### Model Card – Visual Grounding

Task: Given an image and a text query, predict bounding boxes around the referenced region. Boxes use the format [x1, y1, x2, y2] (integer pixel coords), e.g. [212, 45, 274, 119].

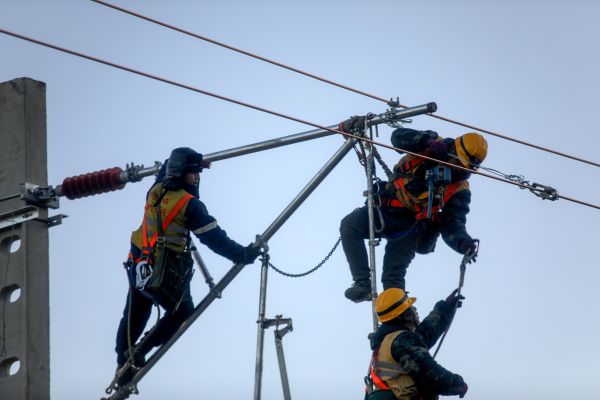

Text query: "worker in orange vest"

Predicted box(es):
[114, 147, 260, 385]
[338, 118, 487, 302]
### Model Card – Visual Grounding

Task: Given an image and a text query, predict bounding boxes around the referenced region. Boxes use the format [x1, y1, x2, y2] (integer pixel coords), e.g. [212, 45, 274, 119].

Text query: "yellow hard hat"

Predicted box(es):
[375, 288, 416, 323]
[455, 132, 488, 168]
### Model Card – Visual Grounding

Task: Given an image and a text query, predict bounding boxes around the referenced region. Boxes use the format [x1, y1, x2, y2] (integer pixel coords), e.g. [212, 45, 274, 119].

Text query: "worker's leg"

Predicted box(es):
[137, 287, 194, 353]
[115, 286, 153, 367]
[340, 206, 374, 302]
[381, 234, 418, 290]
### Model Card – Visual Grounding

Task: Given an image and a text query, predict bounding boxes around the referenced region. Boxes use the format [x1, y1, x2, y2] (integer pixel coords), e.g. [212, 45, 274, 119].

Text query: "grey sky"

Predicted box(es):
[1, 1, 599, 399]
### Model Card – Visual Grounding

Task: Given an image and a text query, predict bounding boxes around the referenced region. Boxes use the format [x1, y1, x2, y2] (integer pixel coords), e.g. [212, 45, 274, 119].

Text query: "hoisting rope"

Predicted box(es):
[268, 237, 341, 278]
[90, 0, 600, 169]
[2, 27, 598, 210]
[432, 240, 479, 359]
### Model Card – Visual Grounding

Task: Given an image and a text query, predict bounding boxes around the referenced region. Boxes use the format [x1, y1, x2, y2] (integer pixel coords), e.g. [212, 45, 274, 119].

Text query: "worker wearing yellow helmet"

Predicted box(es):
[338, 118, 487, 302]
[366, 288, 468, 400]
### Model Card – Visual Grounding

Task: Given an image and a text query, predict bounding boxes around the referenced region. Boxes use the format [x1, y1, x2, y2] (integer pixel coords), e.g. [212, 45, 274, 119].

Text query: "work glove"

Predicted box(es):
[459, 383, 468, 398]
[201, 159, 212, 170]
[338, 115, 366, 133]
[459, 238, 479, 263]
[445, 288, 465, 309]
[426, 139, 449, 159]
[243, 244, 261, 265]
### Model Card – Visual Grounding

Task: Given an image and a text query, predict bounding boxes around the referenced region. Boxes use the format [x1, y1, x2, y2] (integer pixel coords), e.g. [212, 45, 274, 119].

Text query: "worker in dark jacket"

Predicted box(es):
[339, 118, 487, 302]
[113, 147, 260, 384]
[366, 288, 468, 400]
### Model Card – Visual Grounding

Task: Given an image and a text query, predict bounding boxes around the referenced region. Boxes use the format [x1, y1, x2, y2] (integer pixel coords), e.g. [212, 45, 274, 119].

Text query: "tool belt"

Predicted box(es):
[141, 246, 194, 312]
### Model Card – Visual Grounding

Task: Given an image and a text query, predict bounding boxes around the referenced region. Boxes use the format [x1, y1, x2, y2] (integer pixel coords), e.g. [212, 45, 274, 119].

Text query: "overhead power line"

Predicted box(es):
[91, 0, 600, 169]
[1, 27, 598, 211]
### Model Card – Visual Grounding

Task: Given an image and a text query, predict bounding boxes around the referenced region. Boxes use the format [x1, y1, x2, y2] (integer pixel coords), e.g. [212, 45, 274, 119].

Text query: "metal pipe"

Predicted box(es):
[205, 125, 336, 162]
[260, 139, 356, 242]
[202, 103, 435, 163]
[253, 254, 270, 400]
[57, 103, 435, 198]
[124, 138, 357, 389]
[118, 163, 162, 183]
[275, 329, 292, 400]
[364, 132, 380, 332]
[189, 237, 219, 296]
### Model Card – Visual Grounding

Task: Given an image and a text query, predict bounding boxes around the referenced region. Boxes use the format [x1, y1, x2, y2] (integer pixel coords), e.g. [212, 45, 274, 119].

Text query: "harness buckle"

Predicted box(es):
[156, 236, 166, 248]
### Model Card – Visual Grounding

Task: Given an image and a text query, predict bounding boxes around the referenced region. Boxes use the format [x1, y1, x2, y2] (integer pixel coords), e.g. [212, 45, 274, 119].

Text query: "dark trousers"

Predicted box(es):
[115, 267, 194, 366]
[340, 206, 418, 290]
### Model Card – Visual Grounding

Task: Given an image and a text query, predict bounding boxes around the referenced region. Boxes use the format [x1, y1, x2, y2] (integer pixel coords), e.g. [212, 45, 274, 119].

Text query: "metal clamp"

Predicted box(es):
[20, 182, 60, 209]
[529, 182, 559, 201]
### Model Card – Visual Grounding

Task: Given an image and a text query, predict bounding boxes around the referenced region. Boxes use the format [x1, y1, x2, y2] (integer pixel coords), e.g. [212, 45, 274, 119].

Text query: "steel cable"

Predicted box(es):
[91, 0, 600, 169]
[1, 28, 598, 210]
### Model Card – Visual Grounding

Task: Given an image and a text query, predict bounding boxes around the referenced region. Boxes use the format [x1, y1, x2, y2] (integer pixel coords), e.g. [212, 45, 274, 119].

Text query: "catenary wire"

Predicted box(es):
[91, 0, 600, 169]
[1, 28, 598, 211]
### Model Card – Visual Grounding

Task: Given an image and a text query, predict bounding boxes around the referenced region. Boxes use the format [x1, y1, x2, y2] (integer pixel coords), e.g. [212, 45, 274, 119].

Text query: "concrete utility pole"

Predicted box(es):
[0, 78, 50, 400]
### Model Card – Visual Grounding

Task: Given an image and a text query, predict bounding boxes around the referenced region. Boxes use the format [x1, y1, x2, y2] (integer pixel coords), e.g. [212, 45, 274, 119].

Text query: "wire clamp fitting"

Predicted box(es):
[529, 183, 559, 201]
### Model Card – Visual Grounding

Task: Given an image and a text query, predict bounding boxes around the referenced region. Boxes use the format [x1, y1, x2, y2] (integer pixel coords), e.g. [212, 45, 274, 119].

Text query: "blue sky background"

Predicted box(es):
[1, 1, 600, 399]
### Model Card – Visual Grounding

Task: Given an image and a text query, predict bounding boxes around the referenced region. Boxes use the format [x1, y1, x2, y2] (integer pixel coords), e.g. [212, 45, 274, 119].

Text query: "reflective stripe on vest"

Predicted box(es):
[131, 183, 194, 255]
[371, 330, 420, 400]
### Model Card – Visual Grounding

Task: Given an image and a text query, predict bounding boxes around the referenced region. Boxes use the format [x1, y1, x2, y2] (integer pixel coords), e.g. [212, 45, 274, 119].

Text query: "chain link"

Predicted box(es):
[372, 146, 394, 180]
[268, 237, 341, 278]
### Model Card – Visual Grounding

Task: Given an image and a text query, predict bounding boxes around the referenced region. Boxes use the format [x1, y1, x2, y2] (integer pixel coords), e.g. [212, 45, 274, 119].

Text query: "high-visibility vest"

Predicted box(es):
[131, 183, 194, 255]
[370, 331, 437, 400]
[384, 153, 469, 220]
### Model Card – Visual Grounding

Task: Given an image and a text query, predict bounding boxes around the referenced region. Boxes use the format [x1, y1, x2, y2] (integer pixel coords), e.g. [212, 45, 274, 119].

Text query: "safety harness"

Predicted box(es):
[380, 154, 468, 221]
[133, 191, 193, 292]
[140, 192, 193, 259]
[365, 330, 416, 400]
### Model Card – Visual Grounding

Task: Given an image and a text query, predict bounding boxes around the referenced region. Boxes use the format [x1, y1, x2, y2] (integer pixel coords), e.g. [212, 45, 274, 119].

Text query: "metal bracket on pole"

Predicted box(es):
[41, 213, 69, 228]
[0, 205, 39, 231]
[20, 182, 60, 209]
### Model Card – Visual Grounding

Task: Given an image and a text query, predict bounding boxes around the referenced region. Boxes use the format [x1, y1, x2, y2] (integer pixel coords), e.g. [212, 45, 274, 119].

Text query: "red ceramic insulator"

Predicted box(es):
[61, 167, 126, 199]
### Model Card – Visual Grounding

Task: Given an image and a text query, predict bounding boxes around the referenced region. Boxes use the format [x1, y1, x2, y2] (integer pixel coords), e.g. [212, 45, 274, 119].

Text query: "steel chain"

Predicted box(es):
[268, 237, 341, 278]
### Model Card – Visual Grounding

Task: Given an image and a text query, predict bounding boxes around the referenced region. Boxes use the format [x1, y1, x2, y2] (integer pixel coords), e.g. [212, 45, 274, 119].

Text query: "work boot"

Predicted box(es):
[115, 364, 136, 388]
[344, 280, 372, 303]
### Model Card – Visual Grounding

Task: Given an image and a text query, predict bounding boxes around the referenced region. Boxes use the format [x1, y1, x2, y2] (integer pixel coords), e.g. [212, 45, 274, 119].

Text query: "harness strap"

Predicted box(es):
[140, 193, 193, 256]
[369, 349, 391, 391]
[381, 181, 464, 220]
